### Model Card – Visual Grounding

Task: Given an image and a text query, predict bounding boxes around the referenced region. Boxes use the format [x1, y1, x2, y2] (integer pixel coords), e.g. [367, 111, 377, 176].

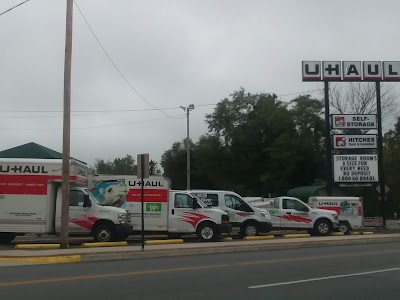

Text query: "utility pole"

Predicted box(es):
[181, 104, 195, 190]
[60, 0, 73, 249]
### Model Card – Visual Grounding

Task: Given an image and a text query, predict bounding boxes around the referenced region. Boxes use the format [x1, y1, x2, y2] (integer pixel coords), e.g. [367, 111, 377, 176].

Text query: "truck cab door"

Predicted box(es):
[57, 190, 93, 234]
[223, 194, 254, 225]
[168, 193, 199, 233]
[280, 198, 312, 228]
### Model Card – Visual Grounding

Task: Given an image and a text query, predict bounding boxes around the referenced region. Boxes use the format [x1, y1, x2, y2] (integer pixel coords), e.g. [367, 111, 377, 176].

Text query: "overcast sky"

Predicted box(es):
[1, 0, 399, 166]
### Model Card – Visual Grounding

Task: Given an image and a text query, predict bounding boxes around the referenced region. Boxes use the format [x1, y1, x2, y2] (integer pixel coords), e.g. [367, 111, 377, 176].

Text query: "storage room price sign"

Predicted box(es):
[333, 155, 378, 183]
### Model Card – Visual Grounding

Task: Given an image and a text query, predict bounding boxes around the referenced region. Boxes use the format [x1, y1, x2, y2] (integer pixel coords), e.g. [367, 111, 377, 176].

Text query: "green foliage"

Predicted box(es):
[162, 89, 326, 194]
[93, 155, 161, 176]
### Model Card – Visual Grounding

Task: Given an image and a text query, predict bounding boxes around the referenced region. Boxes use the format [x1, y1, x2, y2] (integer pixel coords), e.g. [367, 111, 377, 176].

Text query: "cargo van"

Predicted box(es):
[189, 190, 272, 236]
[89, 176, 232, 241]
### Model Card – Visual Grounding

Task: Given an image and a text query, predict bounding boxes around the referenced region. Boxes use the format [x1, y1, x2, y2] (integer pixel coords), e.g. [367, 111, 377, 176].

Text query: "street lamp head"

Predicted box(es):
[189, 104, 195, 110]
[180, 106, 186, 111]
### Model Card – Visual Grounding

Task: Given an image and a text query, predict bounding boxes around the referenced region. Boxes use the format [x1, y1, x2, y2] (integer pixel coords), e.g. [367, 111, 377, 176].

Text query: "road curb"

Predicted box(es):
[243, 236, 274, 241]
[145, 239, 184, 245]
[0, 255, 81, 264]
[3, 235, 400, 265]
[79, 235, 400, 263]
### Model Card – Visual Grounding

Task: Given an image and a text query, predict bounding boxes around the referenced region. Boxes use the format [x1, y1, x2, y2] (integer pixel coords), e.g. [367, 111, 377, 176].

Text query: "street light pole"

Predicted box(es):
[181, 105, 195, 190]
[60, 0, 73, 249]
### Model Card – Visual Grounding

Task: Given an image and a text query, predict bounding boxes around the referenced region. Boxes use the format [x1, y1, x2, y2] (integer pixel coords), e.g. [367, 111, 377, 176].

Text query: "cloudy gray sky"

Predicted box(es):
[1, 0, 399, 166]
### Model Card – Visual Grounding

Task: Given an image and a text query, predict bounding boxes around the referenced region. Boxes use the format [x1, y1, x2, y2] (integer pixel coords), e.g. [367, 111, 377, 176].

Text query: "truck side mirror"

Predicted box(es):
[83, 195, 92, 208]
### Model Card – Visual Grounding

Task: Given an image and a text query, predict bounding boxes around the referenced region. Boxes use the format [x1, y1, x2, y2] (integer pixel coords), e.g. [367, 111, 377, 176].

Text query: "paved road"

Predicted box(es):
[1, 242, 400, 299]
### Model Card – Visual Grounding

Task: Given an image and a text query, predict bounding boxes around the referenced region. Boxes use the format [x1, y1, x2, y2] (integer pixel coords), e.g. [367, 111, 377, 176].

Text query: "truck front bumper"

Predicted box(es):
[259, 221, 273, 233]
[217, 223, 233, 234]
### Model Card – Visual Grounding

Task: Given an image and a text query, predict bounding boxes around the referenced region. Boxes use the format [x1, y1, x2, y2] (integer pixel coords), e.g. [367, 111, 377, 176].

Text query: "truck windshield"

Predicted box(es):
[85, 189, 101, 205]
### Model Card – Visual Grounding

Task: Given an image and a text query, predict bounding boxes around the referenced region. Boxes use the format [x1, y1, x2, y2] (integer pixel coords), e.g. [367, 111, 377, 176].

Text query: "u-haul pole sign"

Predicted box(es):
[302, 61, 400, 81]
[333, 155, 378, 183]
[333, 135, 377, 149]
[331, 114, 377, 129]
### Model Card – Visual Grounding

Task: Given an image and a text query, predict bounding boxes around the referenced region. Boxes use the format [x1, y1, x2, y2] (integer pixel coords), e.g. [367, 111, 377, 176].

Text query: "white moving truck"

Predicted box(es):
[89, 175, 232, 241]
[308, 196, 363, 234]
[252, 197, 339, 235]
[0, 158, 131, 244]
[189, 190, 273, 236]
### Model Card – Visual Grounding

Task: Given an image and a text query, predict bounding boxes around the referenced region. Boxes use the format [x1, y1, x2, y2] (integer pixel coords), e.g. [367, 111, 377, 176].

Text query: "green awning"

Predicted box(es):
[287, 186, 326, 202]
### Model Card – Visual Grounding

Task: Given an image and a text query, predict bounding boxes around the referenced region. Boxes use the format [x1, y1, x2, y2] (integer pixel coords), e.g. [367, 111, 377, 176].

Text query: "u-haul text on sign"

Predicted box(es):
[333, 155, 378, 183]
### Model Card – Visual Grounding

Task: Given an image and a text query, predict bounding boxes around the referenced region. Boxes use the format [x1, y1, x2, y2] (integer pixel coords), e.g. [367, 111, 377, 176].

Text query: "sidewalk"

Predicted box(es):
[1, 233, 400, 265]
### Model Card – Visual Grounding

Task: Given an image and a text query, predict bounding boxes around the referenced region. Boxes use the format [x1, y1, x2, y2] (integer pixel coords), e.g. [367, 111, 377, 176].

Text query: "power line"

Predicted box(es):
[0, 114, 185, 131]
[0, 106, 182, 113]
[0, 0, 31, 17]
[277, 89, 322, 97]
[0, 89, 324, 114]
[73, 1, 171, 118]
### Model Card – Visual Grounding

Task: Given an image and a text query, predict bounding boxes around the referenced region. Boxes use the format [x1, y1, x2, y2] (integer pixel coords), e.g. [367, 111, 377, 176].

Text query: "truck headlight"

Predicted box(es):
[118, 213, 129, 224]
[260, 211, 270, 219]
[333, 214, 338, 221]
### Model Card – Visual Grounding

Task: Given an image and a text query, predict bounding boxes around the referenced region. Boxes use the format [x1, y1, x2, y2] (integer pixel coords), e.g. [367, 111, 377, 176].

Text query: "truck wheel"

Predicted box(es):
[314, 219, 331, 236]
[241, 222, 259, 237]
[0, 233, 16, 244]
[197, 222, 217, 242]
[94, 224, 116, 242]
[339, 222, 351, 234]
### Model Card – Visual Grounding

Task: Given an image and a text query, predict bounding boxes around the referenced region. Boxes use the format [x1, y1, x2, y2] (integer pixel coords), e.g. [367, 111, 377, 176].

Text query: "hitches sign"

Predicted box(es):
[333, 135, 377, 149]
[302, 61, 400, 81]
[331, 114, 377, 129]
[333, 155, 378, 183]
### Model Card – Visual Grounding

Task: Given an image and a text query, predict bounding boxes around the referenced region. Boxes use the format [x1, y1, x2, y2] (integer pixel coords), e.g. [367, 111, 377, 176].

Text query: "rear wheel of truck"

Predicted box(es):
[339, 222, 351, 234]
[0, 233, 16, 244]
[197, 222, 217, 242]
[241, 222, 259, 237]
[314, 219, 331, 236]
[94, 224, 116, 242]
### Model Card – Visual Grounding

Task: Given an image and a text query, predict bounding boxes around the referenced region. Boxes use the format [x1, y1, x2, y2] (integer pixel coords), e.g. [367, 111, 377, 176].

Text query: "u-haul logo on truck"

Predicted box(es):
[128, 180, 164, 187]
[0, 165, 48, 174]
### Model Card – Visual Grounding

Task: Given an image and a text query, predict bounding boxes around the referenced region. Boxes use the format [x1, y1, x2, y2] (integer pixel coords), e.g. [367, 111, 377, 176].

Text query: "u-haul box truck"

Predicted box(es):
[89, 175, 232, 241]
[308, 196, 363, 233]
[0, 158, 131, 244]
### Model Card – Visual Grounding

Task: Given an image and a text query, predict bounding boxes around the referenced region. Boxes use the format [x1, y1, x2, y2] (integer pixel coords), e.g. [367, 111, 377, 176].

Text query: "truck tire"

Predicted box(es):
[314, 219, 331, 236]
[197, 222, 217, 242]
[93, 224, 116, 242]
[0, 233, 16, 244]
[241, 221, 259, 237]
[339, 221, 351, 234]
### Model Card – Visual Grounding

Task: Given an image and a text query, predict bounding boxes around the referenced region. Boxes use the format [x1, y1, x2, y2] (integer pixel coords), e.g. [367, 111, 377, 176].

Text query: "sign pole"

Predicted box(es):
[141, 157, 145, 250]
[137, 153, 149, 250]
[324, 81, 333, 196]
[376, 82, 386, 227]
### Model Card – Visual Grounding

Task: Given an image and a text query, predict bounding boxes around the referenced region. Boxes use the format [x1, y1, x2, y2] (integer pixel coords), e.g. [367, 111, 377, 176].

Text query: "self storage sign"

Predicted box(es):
[331, 114, 377, 129]
[333, 135, 377, 149]
[333, 155, 378, 183]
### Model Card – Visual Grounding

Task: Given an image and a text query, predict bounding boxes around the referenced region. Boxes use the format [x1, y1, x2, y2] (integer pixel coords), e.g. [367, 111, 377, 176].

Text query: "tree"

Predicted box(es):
[161, 141, 187, 189]
[329, 82, 398, 119]
[92, 154, 159, 176]
[383, 116, 400, 216]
